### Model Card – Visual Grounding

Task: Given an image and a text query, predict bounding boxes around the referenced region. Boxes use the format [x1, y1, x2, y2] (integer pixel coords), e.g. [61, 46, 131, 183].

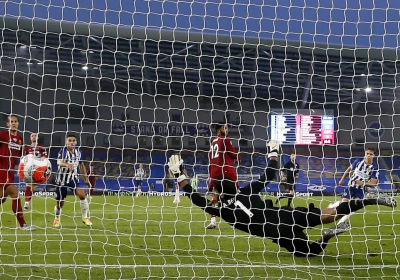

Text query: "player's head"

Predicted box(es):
[365, 147, 375, 162]
[89, 164, 94, 171]
[66, 134, 77, 149]
[290, 154, 296, 162]
[30, 133, 38, 143]
[213, 178, 237, 200]
[139, 164, 143, 169]
[7, 115, 19, 132]
[215, 123, 228, 136]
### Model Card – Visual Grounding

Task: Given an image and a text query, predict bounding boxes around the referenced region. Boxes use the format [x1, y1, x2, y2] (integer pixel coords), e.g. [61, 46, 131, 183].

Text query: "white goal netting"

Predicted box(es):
[0, 0, 399, 279]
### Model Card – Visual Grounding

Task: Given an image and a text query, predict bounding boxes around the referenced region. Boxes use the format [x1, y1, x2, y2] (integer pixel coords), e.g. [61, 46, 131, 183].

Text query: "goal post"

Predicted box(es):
[0, 1, 399, 279]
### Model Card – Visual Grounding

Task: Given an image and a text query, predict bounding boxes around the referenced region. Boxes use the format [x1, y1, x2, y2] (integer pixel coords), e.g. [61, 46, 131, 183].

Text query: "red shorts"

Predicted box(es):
[208, 172, 239, 191]
[0, 170, 14, 189]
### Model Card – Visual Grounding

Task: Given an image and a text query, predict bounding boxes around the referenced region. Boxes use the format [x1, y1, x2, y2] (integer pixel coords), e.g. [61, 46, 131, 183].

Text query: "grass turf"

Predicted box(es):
[0, 194, 398, 279]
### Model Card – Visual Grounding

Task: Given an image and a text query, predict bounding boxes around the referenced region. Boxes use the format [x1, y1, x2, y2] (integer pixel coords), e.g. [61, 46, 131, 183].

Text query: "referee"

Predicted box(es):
[277, 154, 299, 207]
[167, 141, 397, 257]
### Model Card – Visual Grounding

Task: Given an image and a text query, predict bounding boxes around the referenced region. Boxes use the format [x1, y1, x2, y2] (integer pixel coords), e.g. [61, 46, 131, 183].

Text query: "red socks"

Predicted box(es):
[12, 198, 25, 227]
[25, 186, 32, 202]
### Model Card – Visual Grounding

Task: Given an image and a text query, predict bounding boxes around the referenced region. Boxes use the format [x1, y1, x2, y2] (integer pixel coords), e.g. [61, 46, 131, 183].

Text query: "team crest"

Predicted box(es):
[13, 138, 17, 142]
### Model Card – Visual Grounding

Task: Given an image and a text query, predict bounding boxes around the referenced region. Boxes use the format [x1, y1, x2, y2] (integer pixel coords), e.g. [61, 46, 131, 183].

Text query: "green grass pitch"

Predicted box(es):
[0, 194, 399, 279]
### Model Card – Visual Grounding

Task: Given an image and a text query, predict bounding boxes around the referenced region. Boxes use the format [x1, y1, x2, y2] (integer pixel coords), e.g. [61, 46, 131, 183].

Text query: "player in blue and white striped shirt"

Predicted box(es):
[134, 164, 146, 197]
[330, 147, 379, 226]
[53, 134, 92, 228]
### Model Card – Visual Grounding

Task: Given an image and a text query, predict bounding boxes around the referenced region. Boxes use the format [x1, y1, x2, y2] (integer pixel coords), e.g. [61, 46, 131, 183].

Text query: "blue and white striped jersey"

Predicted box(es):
[55, 147, 83, 185]
[349, 159, 378, 189]
[135, 168, 145, 180]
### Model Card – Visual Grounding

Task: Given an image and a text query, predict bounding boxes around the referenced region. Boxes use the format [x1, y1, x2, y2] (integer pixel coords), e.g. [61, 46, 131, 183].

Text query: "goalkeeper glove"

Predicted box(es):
[167, 155, 186, 183]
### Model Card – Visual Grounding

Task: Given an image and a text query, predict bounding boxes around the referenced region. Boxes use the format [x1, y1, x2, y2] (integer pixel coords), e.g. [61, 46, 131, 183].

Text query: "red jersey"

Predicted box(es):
[0, 131, 23, 179]
[208, 136, 241, 179]
[87, 170, 97, 187]
[23, 144, 47, 158]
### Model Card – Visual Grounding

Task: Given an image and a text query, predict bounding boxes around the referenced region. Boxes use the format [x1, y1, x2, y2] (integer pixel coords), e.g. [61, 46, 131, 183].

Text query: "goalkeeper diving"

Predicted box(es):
[167, 141, 397, 257]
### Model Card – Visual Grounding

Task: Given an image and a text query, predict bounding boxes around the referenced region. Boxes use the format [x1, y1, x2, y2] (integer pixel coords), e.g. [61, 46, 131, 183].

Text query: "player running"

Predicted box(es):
[207, 123, 241, 229]
[329, 147, 379, 227]
[135, 164, 146, 197]
[168, 141, 397, 257]
[53, 134, 92, 228]
[23, 133, 48, 210]
[0, 115, 35, 230]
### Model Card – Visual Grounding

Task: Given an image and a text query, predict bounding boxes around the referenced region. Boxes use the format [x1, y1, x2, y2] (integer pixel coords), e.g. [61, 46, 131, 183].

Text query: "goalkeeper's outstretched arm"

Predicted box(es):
[240, 156, 279, 195]
[167, 155, 220, 216]
[178, 180, 221, 217]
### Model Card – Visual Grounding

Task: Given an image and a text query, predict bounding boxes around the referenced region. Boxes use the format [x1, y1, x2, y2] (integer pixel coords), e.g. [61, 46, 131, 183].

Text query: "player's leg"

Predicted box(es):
[24, 184, 36, 210]
[173, 182, 180, 204]
[275, 183, 291, 205]
[89, 183, 94, 197]
[53, 186, 67, 227]
[287, 184, 295, 207]
[75, 187, 92, 226]
[320, 192, 397, 226]
[5, 184, 35, 230]
[206, 179, 217, 229]
[135, 180, 142, 197]
[0, 182, 6, 204]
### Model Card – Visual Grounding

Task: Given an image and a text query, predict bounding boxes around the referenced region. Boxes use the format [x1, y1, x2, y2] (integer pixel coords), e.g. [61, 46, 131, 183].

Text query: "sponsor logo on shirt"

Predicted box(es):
[8, 142, 21, 150]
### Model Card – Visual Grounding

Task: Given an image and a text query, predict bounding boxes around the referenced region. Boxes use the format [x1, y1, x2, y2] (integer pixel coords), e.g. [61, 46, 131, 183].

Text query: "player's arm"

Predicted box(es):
[41, 147, 48, 158]
[240, 159, 279, 195]
[355, 166, 379, 188]
[339, 159, 359, 185]
[0, 132, 8, 143]
[23, 146, 29, 156]
[179, 180, 220, 216]
[57, 149, 73, 170]
[295, 163, 300, 179]
[79, 162, 89, 183]
[225, 138, 241, 163]
[168, 155, 220, 216]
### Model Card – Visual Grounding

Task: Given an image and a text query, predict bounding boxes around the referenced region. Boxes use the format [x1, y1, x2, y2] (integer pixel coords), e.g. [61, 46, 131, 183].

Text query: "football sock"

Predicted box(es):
[54, 205, 61, 218]
[80, 198, 89, 219]
[210, 215, 216, 224]
[25, 186, 32, 202]
[13, 198, 26, 227]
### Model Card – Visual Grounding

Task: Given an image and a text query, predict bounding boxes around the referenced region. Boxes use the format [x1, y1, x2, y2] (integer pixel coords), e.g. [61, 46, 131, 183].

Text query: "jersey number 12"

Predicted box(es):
[211, 144, 219, 159]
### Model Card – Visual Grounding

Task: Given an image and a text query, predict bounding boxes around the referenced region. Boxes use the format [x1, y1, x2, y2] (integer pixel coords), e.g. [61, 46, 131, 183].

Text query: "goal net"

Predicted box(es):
[0, 0, 399, 279]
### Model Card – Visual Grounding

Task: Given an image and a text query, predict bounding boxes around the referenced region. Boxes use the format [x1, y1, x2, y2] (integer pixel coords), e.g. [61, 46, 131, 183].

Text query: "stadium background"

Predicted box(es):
[0, 0, 399, 194]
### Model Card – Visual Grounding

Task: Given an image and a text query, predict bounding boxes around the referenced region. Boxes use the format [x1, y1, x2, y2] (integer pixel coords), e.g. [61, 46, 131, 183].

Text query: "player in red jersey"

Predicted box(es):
[23, 133, 48, 210]
[0, 115, 35, 230]
[87, 164, 97, 198]
[206, 123, 241, 229]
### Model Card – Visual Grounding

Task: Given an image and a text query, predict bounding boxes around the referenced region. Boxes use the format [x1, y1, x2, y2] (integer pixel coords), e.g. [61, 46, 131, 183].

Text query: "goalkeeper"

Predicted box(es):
[168, 141, 397, 257]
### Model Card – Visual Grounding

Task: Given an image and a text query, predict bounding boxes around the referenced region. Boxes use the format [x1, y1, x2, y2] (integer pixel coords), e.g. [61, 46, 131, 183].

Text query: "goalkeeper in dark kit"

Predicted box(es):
[167, 140, 397, 257]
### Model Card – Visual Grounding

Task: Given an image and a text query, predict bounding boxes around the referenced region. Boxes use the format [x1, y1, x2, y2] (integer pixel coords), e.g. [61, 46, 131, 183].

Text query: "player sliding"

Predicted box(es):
[207, 123, 240, 229]
[0, 115, 35, 230]
[168, 141, 397, 257]
[53, 134, 92, 228]
[23, 133, 48, 210]
[329, 147, 378, 227]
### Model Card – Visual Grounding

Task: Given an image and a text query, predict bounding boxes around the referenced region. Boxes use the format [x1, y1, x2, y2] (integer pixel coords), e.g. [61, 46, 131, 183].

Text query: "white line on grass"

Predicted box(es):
[0, 233, 397, 239]
[0, 264, 397, 269]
